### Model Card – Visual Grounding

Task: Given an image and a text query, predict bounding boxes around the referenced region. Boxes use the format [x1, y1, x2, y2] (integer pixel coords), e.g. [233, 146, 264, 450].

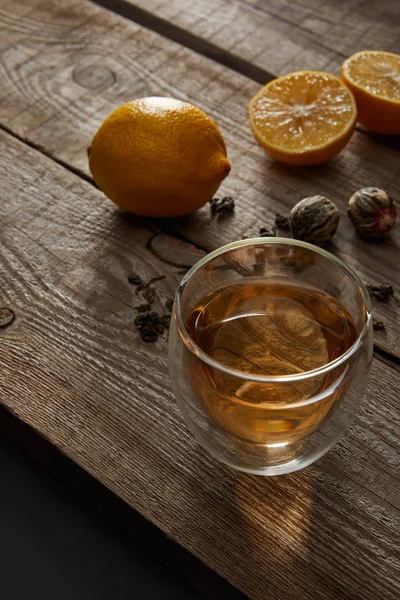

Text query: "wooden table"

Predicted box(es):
[1, 1, 399, 598]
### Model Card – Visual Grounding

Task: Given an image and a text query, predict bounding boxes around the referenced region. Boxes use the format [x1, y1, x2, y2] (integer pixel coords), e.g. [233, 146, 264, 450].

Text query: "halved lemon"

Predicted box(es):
[249, 71, 358, 166]
[342, 50, 400, 135]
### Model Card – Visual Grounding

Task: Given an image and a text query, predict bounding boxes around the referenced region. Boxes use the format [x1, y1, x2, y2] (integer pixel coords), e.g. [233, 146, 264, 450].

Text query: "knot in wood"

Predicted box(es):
[72, 63, 116, 90]
[0, 307, 15, 328]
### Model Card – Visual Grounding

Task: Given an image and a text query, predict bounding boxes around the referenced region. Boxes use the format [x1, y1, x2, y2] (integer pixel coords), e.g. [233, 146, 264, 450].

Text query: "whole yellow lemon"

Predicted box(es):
[88, 97, 231, 217]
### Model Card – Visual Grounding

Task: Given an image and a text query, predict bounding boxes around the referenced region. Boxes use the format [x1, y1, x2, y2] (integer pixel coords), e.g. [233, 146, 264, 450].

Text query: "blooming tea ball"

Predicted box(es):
[289, 196, 340, 246]
[347, 187, 397, 238]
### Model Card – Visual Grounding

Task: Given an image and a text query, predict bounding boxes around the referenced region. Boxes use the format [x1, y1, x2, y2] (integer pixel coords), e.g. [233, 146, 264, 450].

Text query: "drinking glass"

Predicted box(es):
[168, 238, 373, 475]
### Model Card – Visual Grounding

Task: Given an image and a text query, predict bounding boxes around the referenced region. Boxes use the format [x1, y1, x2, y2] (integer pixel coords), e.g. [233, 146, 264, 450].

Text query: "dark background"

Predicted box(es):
[0, 434, 204, 600]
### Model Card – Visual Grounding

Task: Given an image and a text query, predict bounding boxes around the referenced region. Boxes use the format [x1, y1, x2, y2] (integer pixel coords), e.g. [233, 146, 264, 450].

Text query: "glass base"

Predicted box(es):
[182, 408, 340, 476]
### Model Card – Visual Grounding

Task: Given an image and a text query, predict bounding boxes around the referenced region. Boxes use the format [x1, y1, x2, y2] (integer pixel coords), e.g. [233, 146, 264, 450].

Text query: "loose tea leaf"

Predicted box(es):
[143, 287, 156, 304]
[367, 283, 394, 302]
[134, 311, 171, 342]
[165, 299, 174, 312]
[150, 312, 165, 334]
[135, 313, 158, 342]
[209, 196, 235, 215]
[145, 276, 166, 287]
[373, 320, 385, 331]
[134, 314, 150, 327]
[142, 332, 159, 343]
[0, 307, 15, 328]
[159, 314, 171, 329]
[128, 274, 142, 286]
[130, 274, 164, 292]
[275, 213, 290, 231]
[129, 273, 170, 342]
[259, 226, 276, 237]
[135, 303, 152, 313]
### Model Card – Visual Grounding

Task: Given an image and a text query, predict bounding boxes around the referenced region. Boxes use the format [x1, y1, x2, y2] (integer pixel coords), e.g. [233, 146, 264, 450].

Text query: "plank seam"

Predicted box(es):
[0, 123, 95, 187]
[90, 0, 274, 84]
[238, 0, 347, 59]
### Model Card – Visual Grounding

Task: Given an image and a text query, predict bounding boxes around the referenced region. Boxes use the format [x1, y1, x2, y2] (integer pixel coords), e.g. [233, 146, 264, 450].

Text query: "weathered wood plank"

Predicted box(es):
[122, 0, 400, 75]
[1, 0, 399, 357]
[1, 128, 399, 600]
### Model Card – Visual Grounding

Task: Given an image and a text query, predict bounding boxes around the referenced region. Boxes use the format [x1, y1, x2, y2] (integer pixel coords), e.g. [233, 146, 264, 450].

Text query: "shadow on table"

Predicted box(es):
[183, 433, 396, 600]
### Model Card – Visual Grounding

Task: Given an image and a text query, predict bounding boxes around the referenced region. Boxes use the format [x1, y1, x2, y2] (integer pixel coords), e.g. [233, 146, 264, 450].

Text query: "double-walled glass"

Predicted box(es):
[168, 239, 373, 475]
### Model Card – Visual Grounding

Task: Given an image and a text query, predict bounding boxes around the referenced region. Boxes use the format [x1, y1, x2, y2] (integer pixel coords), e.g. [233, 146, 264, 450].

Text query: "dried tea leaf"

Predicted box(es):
[128, 274, 142, 286]
[134, 310, 171, 343]
[210, 196, 235, 215]
[159, 314, 171, 328]
[145, 276, 166, 287]
[135, 303, 152, 313]
[165, 299, 174, 312]
[141, 332, 159, 343]
[367, 284, 394, 302]
[259, 226, 276, 238]
[275, 213, 290, 231]
[143, 287, 156, 303]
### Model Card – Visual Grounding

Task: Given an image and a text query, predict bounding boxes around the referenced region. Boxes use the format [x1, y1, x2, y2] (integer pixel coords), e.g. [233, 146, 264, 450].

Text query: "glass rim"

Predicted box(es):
[174, 237, 372, 383]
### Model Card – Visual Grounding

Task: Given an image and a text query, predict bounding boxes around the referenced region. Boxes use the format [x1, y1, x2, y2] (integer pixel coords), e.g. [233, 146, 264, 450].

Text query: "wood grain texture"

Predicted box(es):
[0, 128, 399, 600]
[1, 1, 400, 597]
[122, 0, 400, 75]
[0, 0, 399, 357]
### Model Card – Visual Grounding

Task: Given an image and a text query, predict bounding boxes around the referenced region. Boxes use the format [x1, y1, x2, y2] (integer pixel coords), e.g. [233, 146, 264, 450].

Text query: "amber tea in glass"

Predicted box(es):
[169, 239, 372, 475]
[185, 278, 358, 444]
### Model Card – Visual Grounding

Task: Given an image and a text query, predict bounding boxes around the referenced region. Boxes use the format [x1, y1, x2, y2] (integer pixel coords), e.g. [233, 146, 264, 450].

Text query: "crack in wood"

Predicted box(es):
[373, 345, 400, 370]
[146, 231, 207, 270]
[0, 122, 95, 187]
[91, 0, 274, 85]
